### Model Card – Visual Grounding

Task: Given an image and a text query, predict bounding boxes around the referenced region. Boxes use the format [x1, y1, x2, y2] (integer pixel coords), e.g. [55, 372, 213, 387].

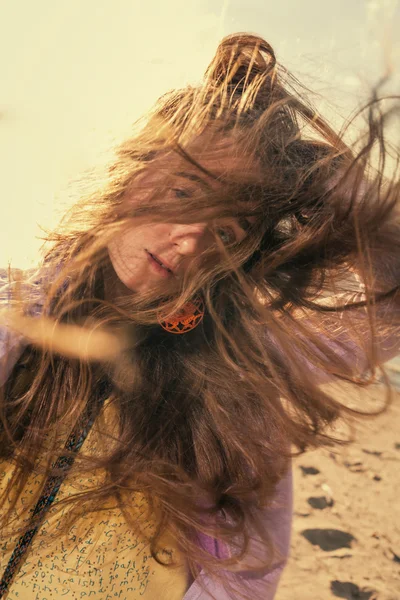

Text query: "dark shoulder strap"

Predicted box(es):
[0, 380, 110, 598]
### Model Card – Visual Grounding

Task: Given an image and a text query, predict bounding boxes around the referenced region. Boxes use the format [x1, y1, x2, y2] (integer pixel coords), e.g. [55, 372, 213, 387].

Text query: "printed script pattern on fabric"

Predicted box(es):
[0, 418, 190, 600]
[0, 271, 190, 600]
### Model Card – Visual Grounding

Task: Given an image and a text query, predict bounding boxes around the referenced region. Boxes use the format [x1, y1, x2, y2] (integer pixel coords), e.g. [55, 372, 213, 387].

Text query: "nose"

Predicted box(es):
[169, 223, 208, 256]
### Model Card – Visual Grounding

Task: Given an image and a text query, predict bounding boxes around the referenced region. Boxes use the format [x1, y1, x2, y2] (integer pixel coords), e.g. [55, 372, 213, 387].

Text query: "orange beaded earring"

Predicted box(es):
[158, 295, 205, 334]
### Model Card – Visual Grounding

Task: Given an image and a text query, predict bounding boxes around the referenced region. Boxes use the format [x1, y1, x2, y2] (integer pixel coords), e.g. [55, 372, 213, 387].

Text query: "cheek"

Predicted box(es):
[109, 229, 138, 263]
[110, 219, 157, 254]
[109, 223, 167, 257]
[107, 227, 144, 290]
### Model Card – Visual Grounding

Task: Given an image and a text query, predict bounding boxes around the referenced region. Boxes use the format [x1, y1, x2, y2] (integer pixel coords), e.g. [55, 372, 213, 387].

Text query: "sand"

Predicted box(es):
[277, 364, 400, 600]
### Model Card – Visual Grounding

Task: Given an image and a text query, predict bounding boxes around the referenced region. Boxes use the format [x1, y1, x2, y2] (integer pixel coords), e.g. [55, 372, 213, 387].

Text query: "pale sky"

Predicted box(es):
[1, 0, 399, 268]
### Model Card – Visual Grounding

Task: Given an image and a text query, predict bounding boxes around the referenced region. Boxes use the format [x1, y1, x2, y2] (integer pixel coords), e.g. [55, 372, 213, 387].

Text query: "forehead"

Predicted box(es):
[158, 133, 261, 188]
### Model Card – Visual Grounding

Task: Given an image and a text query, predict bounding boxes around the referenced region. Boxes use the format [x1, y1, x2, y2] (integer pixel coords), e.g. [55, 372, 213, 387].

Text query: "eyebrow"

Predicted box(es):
[175, 171, 212, 190]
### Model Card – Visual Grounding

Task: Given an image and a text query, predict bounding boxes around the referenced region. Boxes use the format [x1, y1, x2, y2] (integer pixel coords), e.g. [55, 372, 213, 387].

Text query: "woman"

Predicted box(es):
[0, 33, 399, 600]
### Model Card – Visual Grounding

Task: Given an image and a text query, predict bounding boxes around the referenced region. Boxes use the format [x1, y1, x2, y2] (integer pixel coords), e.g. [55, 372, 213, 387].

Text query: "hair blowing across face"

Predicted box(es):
[0, 33, 399, 597]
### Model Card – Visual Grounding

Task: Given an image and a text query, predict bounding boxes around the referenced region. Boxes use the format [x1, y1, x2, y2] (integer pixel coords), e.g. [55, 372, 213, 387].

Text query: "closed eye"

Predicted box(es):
[172, 188, 192, 199]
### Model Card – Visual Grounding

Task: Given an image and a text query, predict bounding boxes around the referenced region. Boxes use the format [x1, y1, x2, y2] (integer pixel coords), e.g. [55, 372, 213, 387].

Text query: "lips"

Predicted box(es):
[146, 250, 174, 276]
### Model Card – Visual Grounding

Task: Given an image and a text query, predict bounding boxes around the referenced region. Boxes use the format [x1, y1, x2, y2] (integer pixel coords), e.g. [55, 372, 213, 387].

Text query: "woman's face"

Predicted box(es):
[108, 140, 255, 296]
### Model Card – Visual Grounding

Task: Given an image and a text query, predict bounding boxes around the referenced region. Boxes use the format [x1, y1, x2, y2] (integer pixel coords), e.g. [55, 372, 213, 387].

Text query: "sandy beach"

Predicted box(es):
[277, 364, 400, 600]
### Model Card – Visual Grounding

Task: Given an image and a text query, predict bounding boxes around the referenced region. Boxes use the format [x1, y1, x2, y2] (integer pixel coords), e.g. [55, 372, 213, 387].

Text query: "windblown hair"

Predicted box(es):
[0, 33, 399, 597]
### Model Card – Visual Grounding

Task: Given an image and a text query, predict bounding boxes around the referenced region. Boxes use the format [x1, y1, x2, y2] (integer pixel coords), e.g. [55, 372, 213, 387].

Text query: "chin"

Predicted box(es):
[105, 258, 136, 300]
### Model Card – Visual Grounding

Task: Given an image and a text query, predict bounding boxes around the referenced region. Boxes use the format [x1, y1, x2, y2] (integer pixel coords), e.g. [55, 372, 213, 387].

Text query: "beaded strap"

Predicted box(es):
[0, 381, 110, 598]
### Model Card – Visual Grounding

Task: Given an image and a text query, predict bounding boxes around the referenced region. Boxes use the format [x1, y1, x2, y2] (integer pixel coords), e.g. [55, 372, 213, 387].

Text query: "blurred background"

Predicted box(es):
[1, 0, 399, 268]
